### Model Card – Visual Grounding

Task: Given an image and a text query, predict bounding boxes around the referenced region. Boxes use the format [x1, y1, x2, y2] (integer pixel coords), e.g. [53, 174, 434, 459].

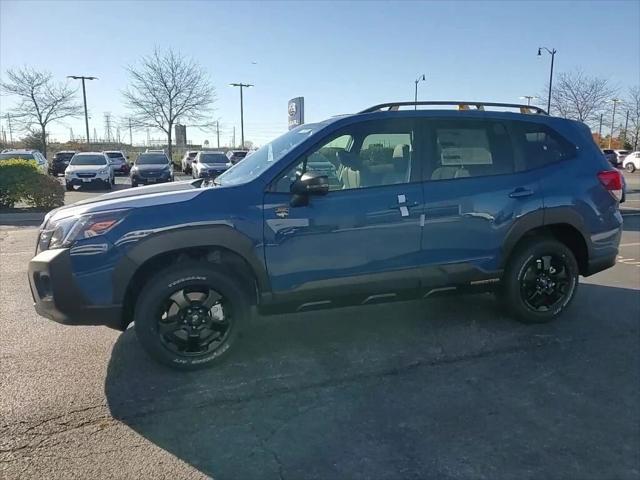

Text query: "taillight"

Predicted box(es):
[598, 170, 623, 201]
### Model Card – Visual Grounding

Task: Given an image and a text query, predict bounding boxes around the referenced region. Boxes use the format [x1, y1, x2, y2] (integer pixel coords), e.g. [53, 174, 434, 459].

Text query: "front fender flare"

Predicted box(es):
[111, 224, 269, 304]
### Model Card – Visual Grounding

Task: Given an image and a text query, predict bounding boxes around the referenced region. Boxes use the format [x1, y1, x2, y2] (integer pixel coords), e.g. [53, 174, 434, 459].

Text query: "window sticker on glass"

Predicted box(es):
[267, 143, 274, 162]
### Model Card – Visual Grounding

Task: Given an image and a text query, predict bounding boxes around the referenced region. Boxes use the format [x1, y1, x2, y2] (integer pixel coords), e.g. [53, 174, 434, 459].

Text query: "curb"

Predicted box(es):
[0, 212, 46, 226]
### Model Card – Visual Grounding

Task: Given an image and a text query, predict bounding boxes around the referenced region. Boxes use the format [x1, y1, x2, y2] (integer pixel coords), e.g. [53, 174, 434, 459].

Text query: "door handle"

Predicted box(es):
[509, 187, 534, 198]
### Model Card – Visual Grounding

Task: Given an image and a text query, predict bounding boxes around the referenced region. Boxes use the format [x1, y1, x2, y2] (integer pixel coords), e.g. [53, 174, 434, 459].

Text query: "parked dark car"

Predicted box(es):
[28, 100, 623, 370]
[104, 151, 130, 175]
[226, 150, 248, 164]
[49, 151, 76, 175]
[602, 149, 619, 167]
[130, 152, 174, 187]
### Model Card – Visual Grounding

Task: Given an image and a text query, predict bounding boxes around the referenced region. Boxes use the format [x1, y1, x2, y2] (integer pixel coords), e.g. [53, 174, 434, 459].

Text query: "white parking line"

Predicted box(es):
[619, 242, 640, 247]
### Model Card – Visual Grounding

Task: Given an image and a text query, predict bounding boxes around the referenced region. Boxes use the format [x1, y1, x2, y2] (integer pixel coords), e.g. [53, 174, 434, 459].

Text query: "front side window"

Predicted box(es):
[428, 120, 514, 180]
[273, 121, 416, 192]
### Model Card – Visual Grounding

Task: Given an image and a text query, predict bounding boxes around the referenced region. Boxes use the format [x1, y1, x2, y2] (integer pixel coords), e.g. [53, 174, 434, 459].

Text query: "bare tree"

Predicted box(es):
[123, 48, 215, 160]
[1, 67, 82, 158]
[626, 86, 640, 150]
[544, 70, 617, 128]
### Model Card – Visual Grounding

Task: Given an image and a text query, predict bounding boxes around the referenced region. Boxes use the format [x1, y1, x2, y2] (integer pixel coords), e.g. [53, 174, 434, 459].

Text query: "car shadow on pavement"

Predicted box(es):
[105, 284, 640, 480]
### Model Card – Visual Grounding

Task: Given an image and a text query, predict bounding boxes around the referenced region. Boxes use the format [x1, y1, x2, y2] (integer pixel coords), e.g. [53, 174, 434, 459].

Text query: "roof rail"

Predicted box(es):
[360, 101, 548, 115]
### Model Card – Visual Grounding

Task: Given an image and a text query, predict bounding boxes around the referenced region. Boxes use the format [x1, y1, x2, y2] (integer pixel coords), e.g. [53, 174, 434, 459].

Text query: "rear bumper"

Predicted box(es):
[583, 222, 622, 276]
[28, 248, 123, 330]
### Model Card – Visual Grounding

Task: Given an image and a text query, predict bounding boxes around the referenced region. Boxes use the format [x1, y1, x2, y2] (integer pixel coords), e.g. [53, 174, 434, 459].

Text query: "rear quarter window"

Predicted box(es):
[511, 122, 577, 170]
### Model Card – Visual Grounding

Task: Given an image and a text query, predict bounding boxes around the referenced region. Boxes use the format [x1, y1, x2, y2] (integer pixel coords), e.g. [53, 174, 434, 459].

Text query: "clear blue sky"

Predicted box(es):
[1, 0, 639, 146]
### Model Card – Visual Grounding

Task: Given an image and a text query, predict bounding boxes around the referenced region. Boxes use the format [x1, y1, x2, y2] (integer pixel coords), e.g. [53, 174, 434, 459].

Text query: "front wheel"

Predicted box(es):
[501, 238, 579, 324]
[625, 163, 636, 173]
[134, 263, 249, 370]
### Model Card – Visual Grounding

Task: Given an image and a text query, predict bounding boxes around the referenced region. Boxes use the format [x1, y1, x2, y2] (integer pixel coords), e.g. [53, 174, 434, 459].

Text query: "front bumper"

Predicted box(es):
[28, 248, 123, 330]
[197, 169, 227, 178]
[131, 174, 172, 184]
[66, 175, 111, 187]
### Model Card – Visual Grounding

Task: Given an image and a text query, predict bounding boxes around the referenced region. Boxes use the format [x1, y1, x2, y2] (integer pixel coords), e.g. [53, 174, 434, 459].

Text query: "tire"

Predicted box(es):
[134, 263, 250, 370]
[105, 181, 112, 190]
[625, 163, 636, 173]
[131, 180, 137, 188]
[65, 182, 73, 191]
[501, 237, 579, 324]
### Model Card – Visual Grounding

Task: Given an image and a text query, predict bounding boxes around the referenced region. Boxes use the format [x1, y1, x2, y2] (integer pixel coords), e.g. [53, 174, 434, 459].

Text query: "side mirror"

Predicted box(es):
[290, 172, 329, 206]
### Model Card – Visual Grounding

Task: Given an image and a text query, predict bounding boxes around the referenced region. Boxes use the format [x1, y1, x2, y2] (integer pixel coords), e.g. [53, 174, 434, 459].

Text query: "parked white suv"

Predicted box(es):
[65, 152, 114, 191]
[622, 151, 640, 173]
[191, 151, 231, 179]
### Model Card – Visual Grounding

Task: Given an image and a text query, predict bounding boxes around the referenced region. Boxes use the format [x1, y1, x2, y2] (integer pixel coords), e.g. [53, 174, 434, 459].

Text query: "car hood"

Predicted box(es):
[133, 164, 171, 171]
[66, 165, 108, 173]
[46, 180, 203, 223]
[200, 163, 229, 169]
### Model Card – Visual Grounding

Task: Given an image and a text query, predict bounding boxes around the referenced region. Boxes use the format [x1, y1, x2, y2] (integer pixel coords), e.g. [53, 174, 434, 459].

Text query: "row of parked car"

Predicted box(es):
[180, 149, 248, 177]
[602, 148, 640, 172]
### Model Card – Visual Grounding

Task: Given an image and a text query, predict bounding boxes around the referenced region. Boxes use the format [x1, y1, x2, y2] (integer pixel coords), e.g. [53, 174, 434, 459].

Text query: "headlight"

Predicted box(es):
[97, 168, 109, 175]
[37, 209, 129, 253]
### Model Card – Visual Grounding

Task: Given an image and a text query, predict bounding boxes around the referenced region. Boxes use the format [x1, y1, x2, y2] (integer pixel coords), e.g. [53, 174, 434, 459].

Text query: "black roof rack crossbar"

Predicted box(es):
[360, 101, 548, 115]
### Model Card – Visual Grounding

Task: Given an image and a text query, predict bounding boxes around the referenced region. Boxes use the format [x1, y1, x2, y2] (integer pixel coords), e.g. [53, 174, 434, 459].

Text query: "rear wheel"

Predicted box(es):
[134, 263, 249, 370]
[65, 182, 73, 191]
[502, 238, 579, 324]
[626, 163, 636, 173]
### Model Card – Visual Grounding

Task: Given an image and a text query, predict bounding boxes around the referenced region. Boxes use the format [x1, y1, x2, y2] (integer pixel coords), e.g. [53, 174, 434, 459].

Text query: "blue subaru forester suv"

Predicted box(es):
[29, 101, 624, 369]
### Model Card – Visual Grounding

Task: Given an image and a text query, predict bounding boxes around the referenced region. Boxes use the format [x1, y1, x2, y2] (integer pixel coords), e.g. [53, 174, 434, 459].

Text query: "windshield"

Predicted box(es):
[217, 124, 322, 185]
[231, 151, 247, 158]
[200, 153, 227, 164]
[0, 153, 35, 160]
[106, 152, 124, 159]
[70, 154, 107, 165]
[136, 154, 168, 165]
[55, 152, 75, 161]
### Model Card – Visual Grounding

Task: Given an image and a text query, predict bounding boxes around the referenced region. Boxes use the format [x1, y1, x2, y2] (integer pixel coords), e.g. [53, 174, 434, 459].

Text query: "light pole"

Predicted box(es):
[414, 74, 426, 109]
[230, 82, 253, 149]
[609, 98, 620, 149]
[537, 47, 556, 114]
[520, 95, 537, 106]
[67, 75, 97, 144]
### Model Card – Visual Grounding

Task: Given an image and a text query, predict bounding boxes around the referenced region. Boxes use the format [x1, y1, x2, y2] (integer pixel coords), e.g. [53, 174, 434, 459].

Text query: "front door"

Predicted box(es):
[263, 118, 425, 310]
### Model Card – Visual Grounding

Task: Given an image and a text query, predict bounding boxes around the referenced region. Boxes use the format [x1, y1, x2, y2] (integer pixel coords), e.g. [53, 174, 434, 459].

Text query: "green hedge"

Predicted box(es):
[0, 159, 64, 209]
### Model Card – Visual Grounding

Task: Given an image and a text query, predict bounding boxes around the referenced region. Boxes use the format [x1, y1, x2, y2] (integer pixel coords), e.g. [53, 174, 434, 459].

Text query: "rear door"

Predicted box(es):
[263, 118, 425, 310]
[419, 117, 543, 288]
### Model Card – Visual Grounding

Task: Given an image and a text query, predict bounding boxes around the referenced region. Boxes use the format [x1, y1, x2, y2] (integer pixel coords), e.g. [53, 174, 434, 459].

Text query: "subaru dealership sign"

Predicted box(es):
[288, 97, 304, 130]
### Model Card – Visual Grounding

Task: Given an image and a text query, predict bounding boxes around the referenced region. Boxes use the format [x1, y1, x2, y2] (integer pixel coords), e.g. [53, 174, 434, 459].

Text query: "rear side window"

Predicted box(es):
[428, 120, 514, 180]
[511, 122, 576, 170]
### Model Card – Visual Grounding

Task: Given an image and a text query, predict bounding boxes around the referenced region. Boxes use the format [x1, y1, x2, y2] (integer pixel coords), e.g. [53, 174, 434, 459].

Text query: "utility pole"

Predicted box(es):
[6, 114, 13, 144]
[414, 74, 425, 109]
[216, 121, 220, 148]
[229, 83, 253, 148]
[128, 118, 133, 146]
[520, 96, 536, 106]
[623, 110, 630, 145]
[69, 128, 74, 142]
[537, 47, 557, 114]
[104, 113, 113, 143]
[598, 113, 603, 140]
[67, 75, 98, 144]
[232, 126, 236, 148]
[93, 128, 97, 143]
[609, 98, 620, 149]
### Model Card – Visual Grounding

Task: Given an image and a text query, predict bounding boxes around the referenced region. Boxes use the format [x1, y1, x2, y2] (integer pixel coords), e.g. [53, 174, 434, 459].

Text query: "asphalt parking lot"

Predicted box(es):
[1, 174, 639, 479]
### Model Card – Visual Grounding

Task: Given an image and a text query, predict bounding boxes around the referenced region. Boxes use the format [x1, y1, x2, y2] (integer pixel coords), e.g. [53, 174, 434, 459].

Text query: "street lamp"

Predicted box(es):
[414, 74, 426, 110]
[67, 76, 97, 144]
[609, 98, 620, 149]
[537, 47, 556, 114]
[229, 82, 253, 149]
[520, 95, 537, 106]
